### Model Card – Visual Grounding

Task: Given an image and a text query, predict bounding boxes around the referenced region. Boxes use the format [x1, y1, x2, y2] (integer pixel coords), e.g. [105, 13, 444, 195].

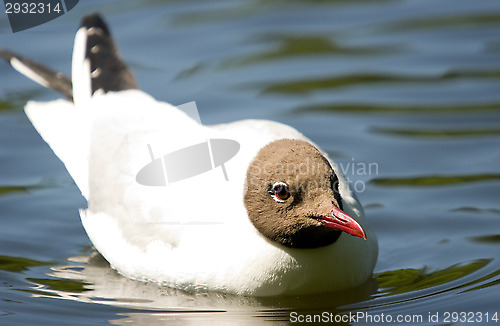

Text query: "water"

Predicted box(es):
[1, 0, 500, 324]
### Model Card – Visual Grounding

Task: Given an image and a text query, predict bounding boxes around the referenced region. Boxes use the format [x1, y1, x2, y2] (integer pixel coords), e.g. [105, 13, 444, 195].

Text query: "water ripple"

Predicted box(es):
[261, 70, 500, 95]
[371, 174, 500, 187]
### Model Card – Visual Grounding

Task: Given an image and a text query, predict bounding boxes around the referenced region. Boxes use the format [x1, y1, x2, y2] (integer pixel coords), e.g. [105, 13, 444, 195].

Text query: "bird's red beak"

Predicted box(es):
[318, 206, 367, 240]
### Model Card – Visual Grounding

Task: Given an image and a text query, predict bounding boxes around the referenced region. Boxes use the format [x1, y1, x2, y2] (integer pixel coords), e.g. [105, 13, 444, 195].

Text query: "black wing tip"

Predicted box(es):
[0, 48, 73, 100]
[78, 13, 138, 93]
[80, 13, 110, 35]
[0, 49, 15, 61]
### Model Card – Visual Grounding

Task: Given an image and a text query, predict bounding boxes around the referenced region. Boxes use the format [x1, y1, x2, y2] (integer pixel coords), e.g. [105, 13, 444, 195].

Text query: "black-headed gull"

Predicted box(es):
[1, 14, 378, 296]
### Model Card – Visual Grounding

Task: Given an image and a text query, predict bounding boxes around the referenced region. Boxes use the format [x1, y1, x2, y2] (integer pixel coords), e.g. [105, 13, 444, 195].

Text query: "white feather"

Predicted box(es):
[72, 27, 92, 105]
[25, 99, 90, 198]
[10, 58, 50, 88]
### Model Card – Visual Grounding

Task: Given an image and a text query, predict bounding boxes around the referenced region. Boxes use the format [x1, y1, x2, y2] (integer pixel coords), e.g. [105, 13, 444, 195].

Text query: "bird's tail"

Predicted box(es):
[0, 13, 138, 102]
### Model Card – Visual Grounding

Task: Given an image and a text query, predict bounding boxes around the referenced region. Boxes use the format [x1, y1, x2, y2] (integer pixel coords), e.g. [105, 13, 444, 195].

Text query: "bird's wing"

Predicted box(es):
[1, 14, 136, 102]
[19, 14, 140, 199]
[24, 100, 90, 197]
[72, 13, 138, 104]
[0, 49, 73, 100]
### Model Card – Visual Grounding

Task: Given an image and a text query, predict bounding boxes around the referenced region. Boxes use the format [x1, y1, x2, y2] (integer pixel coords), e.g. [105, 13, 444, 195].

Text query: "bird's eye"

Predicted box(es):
[270, 182, 290, 203]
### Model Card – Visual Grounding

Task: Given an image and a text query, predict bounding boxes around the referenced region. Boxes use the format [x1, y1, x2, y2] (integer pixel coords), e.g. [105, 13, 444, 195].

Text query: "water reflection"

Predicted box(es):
[451, 207, 500, 215]
[261, 70, 500, 95]
[224, 35, 397, 68]
[380, 13, 500, 32]
[8, 252, 497, 324]
[0, 255, 52, 272]
[371, 127, 500, 138]
[0, 90, 42, 111]
[376, 259, 490, 296]
[467, 234, 500, 244]
[40, 253, 376, 311]
[294, 102, 500, 114]
[371, 174, 500, 187]
[1, 0, 500, 323]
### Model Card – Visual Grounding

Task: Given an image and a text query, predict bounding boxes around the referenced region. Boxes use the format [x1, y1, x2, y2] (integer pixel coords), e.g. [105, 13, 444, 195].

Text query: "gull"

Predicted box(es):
[0, 13, 377, 296]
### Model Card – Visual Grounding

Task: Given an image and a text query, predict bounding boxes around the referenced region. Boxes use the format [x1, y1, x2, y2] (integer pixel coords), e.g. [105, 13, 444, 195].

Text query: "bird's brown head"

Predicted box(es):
[244, 139, 366, 249]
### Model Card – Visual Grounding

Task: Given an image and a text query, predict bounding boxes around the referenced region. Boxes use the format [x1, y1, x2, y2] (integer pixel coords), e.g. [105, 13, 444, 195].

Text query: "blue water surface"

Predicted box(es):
[1, 0, 500, 325]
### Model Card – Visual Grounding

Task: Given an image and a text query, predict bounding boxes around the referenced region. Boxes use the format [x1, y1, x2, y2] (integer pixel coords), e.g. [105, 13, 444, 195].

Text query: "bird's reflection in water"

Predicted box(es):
[40, 252, 378, 324]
